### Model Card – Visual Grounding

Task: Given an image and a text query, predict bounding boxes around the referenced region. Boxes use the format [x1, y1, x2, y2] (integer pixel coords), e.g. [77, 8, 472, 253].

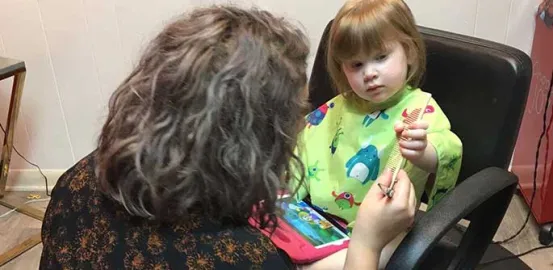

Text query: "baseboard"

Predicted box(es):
[4, 169, 65, 192]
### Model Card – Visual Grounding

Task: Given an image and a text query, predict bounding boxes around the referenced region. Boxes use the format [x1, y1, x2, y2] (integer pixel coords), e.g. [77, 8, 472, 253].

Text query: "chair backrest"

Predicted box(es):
[308, 20, 532, 183]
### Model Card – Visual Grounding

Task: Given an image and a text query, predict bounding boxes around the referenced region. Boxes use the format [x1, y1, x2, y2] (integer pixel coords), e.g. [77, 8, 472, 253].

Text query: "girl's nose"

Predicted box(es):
[363, 69, 377, 82]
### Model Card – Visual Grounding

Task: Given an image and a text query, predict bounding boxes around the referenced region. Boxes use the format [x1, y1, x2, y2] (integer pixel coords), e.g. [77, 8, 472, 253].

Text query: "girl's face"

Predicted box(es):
[341, 41, 410, 104]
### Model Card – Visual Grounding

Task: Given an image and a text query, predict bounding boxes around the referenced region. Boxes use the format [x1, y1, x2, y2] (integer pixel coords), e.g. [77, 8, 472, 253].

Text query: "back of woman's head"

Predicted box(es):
[96, 5, 310, 225]
[327, 0, 426, 94]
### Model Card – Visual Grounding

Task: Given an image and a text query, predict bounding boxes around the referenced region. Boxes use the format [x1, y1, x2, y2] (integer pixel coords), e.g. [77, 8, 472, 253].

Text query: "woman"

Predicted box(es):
[40, 5, 415, 269]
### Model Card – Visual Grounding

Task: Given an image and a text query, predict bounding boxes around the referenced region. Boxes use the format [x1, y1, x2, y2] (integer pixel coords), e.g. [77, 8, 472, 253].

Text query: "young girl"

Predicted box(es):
[292, 0, 463, 232]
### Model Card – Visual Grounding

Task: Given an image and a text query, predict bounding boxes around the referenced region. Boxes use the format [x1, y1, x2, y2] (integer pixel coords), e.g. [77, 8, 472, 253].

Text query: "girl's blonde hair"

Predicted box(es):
[326, 0, 426, 95]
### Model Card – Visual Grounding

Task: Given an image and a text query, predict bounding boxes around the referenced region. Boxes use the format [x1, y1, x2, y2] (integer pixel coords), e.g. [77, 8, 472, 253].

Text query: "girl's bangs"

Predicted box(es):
[331, 9, 400, 62]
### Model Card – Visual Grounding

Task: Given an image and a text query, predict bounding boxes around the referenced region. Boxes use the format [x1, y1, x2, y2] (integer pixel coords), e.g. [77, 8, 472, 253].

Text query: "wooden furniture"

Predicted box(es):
[0, 57, 26, 198]
[0, 57, 40, 267]
[0, 233, 41, 267]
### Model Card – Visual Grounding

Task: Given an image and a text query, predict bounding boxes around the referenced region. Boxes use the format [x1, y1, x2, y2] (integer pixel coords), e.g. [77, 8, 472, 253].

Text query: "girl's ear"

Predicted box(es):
[406, 47, 416, 66]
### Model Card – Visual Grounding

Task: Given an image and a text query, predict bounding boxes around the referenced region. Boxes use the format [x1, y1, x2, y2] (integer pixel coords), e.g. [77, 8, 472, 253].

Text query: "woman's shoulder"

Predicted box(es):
[54, 151, 98, 189]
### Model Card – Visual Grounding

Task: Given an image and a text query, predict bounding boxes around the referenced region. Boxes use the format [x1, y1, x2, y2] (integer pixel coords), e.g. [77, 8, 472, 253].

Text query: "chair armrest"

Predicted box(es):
[386, 167, 518, 270]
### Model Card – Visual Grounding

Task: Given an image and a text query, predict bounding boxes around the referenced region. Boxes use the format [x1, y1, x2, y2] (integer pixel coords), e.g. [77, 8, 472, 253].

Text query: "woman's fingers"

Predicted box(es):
[408, 180, 416, 210]
[391, 169, 411, 203]
[371, 169, 393, 198]
[408, 177, 416, 222]
[393, 169, 416, 228]
[379, 169, 393, 186]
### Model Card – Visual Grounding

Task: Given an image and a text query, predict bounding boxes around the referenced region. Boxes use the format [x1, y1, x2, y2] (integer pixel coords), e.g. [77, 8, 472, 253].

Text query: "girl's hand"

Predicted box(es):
[394, 120, 429, 162]
[394, 120, 438, 173]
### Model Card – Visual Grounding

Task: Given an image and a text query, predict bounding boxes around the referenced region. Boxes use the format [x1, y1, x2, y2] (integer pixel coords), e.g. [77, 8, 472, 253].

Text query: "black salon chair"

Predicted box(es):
[308, 20, 532, 269]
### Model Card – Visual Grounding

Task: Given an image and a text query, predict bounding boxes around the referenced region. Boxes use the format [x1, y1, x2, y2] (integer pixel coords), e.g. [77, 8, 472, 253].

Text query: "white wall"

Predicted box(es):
[0, 0, 542, 189]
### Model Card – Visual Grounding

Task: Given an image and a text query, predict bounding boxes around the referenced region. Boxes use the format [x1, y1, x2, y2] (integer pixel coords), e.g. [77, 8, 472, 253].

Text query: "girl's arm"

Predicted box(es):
[425, 129, 463, 209]
[406, 142, 438, 173]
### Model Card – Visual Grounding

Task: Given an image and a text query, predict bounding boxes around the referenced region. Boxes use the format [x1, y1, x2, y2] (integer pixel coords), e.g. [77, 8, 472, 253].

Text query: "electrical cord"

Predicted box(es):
[479, 244, 553, 268]
[0, 197, 51, 218]
[493, 69, 553, 245]
[479, 69, 553, 266]
[0, 122, 50, 196]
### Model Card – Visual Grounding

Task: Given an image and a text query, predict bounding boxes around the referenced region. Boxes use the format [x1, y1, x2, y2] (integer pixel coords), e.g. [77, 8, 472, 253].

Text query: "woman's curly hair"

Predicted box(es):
[95, 5, 310, 227]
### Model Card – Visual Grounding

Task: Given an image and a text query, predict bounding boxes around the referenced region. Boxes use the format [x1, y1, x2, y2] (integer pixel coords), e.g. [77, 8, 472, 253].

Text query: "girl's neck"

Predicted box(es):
[350, 84, 415, 113]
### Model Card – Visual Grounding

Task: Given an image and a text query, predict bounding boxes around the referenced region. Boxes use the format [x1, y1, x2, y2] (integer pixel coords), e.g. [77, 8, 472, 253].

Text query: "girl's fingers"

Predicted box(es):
[394, 122, 405, 134]
[399, 140, 427, 150]
[400, 148, 424, 159]
[409, 121, 429, 130]
[402, 129, 427, 140]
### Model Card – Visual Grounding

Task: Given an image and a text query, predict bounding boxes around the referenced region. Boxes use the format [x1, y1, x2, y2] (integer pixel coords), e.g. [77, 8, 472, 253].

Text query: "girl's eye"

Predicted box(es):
[375, 54, 388, 61]
[350, 62, 363, 69]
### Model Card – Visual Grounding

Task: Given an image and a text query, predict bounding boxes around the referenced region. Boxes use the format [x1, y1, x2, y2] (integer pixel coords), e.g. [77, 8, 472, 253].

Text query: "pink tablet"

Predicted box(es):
[249, 198, 350, 264]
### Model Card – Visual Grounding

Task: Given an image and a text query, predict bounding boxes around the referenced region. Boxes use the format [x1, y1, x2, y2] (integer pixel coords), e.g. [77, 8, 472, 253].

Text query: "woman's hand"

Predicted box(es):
[345, 169, 416, 269]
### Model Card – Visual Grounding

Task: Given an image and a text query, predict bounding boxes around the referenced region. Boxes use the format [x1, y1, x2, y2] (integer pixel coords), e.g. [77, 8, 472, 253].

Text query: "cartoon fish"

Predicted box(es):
[306, 102, 334, 128]
[345, 143, 380, 185]
[362, 110, 389, 127]
[329, 127, 344, 155]
[329, 118, 344, 155]
[332, 191, 361, 209]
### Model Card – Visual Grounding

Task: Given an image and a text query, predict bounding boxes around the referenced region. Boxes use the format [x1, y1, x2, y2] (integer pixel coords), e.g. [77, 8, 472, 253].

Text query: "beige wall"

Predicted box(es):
[0, 0, 541, 189]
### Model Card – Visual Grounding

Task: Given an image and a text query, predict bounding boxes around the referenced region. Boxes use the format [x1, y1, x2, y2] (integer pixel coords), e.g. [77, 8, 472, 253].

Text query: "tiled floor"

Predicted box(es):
[0, 191, 552, 269]
[487, 192, 553, 270]
[0, 191, 49, 270]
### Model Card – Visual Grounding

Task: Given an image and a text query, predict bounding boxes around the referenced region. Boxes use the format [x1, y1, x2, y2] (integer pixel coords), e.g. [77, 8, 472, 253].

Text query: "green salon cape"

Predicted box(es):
[291, 86, 463, 228]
